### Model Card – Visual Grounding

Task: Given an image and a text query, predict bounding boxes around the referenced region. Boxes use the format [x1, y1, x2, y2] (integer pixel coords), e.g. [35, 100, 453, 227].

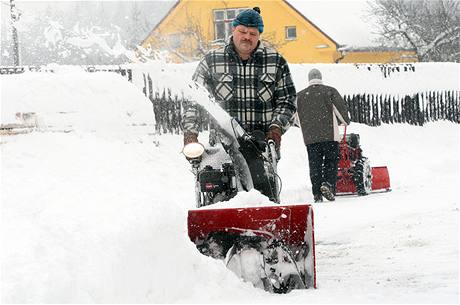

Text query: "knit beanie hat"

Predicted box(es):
[308, 68, 322, 81]
[232, 7, 264, 33]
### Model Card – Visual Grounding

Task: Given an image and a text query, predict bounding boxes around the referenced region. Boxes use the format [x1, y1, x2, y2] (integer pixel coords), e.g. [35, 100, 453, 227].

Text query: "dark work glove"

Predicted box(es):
[266, 126, 282, 149]
[183, 132, 198, 146]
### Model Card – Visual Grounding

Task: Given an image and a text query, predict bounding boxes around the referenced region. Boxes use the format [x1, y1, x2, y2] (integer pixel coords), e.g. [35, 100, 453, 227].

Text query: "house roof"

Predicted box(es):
[140, 1, 180, 47]
[141, 0, 339, 48]
[283, 0, 339, 48]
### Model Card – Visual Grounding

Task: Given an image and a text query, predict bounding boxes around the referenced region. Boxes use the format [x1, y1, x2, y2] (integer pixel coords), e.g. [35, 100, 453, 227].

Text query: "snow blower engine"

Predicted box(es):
[184, 122, 280, 207]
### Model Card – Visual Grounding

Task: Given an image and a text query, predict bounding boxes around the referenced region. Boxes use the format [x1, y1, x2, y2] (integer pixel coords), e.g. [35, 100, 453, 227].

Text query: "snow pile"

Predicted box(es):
[1, 70, 152, 137]
[182, 81, 236, 133]
[1, 71, 459, 303]
[289, 62, 460, 95]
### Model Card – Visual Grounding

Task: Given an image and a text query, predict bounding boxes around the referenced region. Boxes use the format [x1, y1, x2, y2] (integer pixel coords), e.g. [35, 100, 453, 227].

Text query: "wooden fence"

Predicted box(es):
[344, 91, 460, 126]
[2, 65, 458, 133]
[145, 86, 460, 134]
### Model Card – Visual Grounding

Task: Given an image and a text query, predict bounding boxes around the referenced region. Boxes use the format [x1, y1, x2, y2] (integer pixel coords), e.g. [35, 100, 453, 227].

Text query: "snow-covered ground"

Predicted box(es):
[1, 71, 459, 303]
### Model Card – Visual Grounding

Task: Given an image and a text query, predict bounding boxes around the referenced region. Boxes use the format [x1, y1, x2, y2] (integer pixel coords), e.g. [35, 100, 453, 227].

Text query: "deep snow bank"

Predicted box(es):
[1, 68, 153, 134]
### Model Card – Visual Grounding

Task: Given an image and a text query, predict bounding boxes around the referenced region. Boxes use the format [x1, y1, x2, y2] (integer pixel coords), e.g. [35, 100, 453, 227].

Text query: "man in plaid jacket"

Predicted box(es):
[183, 7, 297, 151]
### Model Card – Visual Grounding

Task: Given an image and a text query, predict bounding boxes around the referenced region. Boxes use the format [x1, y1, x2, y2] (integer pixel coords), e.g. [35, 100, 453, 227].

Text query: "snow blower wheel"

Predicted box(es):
[354, 157, 372, 196]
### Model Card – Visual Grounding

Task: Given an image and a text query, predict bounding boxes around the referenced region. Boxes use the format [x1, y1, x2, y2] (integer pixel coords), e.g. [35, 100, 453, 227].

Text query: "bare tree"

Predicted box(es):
[146, 10, 215, 62]
[260, 31, 289, 51]
[367, 0, 460, 62]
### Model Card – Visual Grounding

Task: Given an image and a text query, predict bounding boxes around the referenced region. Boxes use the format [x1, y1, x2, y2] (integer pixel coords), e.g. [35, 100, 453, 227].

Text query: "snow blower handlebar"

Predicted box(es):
[338, 125, 350, 169]
[268, 140, 278, 167]
[267, 139, 281, 203]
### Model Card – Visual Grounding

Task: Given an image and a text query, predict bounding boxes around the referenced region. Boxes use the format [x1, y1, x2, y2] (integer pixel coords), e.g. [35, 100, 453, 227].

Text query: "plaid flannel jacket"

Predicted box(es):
[183, 39, 297, 135]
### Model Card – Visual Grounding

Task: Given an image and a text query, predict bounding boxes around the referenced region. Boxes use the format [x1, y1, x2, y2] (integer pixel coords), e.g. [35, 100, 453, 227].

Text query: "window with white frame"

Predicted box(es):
[285, 26, 297, 40]
[213, 8, 247, 42]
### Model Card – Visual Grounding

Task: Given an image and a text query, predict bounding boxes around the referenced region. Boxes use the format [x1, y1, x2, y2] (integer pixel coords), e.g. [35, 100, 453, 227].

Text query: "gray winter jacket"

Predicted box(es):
[296, 83, 350, 145]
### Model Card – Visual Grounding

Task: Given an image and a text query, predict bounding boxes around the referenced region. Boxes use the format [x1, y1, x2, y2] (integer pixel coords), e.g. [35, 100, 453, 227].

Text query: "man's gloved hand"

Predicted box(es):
[266, 125, 282, 149]
[184, 132, 198, 146]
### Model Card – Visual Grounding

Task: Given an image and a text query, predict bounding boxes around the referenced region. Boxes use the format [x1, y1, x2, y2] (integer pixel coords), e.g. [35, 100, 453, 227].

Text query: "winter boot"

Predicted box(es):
[320, 182, 335, 201]
[313, 194, 323, 203]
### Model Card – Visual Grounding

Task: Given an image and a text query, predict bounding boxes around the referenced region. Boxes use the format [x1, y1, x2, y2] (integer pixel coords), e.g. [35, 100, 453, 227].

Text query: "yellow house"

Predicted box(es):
[141, 0, 341, 63]
[140, 0, 418, 64]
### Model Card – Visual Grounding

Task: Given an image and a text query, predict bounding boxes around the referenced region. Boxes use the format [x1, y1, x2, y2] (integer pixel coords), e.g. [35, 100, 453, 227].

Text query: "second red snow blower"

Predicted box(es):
[336, 126, 391, 195]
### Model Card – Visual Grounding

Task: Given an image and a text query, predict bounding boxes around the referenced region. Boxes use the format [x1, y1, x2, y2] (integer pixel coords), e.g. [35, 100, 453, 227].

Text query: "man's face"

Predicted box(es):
[232, 25, 260, 56]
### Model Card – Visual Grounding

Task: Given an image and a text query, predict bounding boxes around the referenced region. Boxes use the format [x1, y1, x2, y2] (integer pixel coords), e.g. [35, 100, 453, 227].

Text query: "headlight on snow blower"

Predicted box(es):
[183, 142, 205, 159]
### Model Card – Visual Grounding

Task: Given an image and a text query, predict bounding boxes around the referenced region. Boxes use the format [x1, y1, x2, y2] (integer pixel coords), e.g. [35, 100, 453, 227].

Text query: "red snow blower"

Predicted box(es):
[184, 118, 316, 293]
[336, 126, 391, 195]
[188, 204, 316, 293]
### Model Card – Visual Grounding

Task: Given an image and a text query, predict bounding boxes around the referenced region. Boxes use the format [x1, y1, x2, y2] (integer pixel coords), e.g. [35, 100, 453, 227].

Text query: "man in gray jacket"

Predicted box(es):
[296, 68, 350, 202]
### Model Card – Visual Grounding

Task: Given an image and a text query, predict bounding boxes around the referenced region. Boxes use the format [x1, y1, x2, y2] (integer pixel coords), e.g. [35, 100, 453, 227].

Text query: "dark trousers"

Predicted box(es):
[306, 141, 339, 196]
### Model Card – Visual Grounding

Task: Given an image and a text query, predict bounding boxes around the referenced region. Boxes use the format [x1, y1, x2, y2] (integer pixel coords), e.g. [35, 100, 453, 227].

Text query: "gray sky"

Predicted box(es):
[12, 0, 378, 47]
[288, 0, 378, 46]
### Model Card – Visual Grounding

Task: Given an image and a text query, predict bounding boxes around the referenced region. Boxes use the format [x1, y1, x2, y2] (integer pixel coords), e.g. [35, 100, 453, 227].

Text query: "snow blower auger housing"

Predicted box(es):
[336, 126, 391, 196]
[188, 204, 316, 293]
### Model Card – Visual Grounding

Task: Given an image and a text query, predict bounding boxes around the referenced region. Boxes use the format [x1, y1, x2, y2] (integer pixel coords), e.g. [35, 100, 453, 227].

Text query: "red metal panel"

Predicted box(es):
[371, 166, 391, 190]
[188, 205, 309, 245]
[337, 166, 391, 194]
[187, 204, 316, 289]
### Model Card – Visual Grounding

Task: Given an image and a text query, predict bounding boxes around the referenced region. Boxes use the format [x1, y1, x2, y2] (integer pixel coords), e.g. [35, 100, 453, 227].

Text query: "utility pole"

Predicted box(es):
[10, 0, 20, 66]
